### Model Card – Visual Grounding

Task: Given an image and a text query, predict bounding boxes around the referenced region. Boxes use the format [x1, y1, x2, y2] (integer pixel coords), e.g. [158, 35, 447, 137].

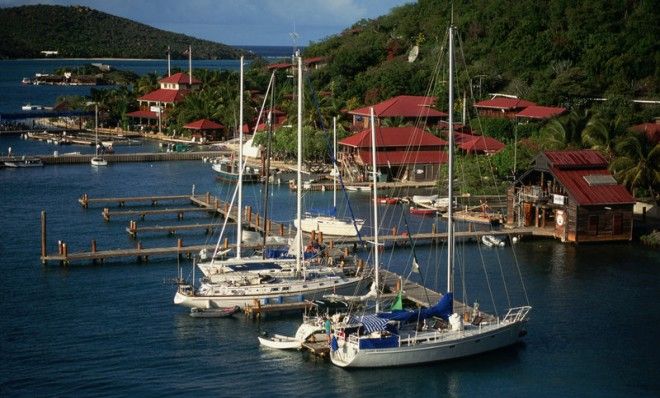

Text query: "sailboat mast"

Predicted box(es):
[94, 103, 98, 156]
[237, 56, 244, 259]
[262, 73, 275, 257]
[370, 107, 380, 313]
[295, 56, 303, 273]
[446, 26, 455, 294]
[333, 117, 337, 211]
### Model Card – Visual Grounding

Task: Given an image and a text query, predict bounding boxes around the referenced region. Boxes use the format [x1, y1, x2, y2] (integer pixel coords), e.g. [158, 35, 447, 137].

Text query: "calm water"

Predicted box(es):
[0, 136, 659, 397]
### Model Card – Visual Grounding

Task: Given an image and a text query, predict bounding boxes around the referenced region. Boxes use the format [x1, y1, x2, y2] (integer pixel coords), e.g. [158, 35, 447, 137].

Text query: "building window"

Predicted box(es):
[588, 215, 598, 235]
[612, 213, 623, 235]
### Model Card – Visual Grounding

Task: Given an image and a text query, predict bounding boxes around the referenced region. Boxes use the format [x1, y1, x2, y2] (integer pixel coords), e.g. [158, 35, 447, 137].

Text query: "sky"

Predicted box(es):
[0, 0, 416, 46]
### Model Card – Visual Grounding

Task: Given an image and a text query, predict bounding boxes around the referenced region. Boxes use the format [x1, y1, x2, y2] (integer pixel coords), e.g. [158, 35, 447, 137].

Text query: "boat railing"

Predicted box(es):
[503, 306, 532, 323]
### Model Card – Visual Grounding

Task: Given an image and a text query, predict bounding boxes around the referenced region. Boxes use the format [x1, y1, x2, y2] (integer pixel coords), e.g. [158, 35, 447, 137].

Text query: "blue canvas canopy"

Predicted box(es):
[347, 314, 390, 333]
[377, 292, 454, 323]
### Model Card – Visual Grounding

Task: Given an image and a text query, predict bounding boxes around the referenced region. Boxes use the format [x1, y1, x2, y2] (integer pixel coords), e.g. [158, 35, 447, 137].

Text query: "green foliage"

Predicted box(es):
[437, 152, 509, 196]
[610, 132, 660, 201]
[0, 5, 247, 59]
[471, 118, 514, 143]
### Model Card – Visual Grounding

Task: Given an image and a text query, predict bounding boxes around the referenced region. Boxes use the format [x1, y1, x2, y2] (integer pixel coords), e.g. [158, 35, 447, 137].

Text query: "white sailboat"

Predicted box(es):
[294, 117, 365, 237]
[90, 103, 108, 167]
[329, 25, 531, 368]
[174, 56, 370, 309]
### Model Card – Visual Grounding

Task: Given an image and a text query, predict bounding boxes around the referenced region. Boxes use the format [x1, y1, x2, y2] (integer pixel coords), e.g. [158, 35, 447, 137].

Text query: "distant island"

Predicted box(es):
[0, 5, 249, 59]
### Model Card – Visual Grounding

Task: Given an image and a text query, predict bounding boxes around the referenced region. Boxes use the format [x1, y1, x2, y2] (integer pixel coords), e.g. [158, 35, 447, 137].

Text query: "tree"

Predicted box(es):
[610, 131, 660, 202]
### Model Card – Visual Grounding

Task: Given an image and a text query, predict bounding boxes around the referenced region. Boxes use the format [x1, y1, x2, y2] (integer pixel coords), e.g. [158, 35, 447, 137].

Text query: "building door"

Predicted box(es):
[523, 202, 533, 226]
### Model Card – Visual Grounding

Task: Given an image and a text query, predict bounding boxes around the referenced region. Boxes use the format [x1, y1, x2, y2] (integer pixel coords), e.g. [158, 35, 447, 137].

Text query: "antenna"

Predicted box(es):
[289, 23, 300, 57]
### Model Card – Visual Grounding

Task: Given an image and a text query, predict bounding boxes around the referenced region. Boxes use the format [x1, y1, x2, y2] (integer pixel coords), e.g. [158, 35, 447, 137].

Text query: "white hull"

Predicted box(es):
[258, 334, 302, 350]
[90, 157, 108, 166]
[330, 319, 528, 368]
[294, 216, 364, 237]
[174, 276, 370, 309]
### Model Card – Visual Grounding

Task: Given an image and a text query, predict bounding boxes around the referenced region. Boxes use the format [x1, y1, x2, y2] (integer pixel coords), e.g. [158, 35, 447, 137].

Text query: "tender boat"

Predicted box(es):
[189, 306, 240, 318]
[4, 157, 43, 167]
[481, 234, 506, 247]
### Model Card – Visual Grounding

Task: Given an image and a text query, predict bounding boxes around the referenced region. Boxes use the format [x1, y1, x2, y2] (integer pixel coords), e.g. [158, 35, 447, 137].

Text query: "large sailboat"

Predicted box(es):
[90, 103, 108, 167]
[174, 56, 370, 309]
[294, 117, 365, 237]
[328, 25, 531, 368]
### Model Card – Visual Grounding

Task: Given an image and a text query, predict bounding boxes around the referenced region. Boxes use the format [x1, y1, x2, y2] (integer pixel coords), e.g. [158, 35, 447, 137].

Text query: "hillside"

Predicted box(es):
[304, 0, 659, 107]
[0, 5, 246, 59]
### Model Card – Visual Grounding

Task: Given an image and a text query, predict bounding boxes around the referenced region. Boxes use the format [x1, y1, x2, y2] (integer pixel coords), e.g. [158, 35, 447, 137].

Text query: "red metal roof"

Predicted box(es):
[356, 150, 447, 166]
[550, 167, 635, 205]
[267, 62, 292, 70]
[516, 105, 567, 119]
[304, 56, 327, 65]
[184, 119, 224, 130]
[474, 97, 536, 110]
[126, 110, 158, 119]
[138, 88, 190, 103]
[629, 122, 660, 145]
[349, 95, 447, 118]
[459, 135, 505, 153]
[339, 126, 447, 148]
[159, 72, 201, 85]
[544, 150, 608, 169]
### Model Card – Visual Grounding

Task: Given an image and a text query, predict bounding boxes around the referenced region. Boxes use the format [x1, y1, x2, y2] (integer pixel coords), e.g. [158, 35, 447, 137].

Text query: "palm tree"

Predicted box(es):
[136, 73, 159, 96]
[539, 109, 591, 150]
[610, 131, 660, 202]
[581, 113, 627, 160]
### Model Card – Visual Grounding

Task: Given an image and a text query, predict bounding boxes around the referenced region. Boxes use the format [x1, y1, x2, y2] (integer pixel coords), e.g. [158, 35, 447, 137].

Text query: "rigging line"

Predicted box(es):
[261, 72, 276, 257]
[476, 236, 499, 318]
[510, 240, 530, 305]
[400, 207, 432, 306]
[304, 74, 365, 247]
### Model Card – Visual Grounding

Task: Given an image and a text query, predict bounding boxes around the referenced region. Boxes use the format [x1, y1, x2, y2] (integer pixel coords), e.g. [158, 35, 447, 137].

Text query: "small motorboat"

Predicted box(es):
[90, 156, 108, 167]
[378, 196, 399, 205]
[189, 306, 240, 318]
[257, 333, 303, 350]
[409, 206, 437, 216]
[481, 235, 506, 247]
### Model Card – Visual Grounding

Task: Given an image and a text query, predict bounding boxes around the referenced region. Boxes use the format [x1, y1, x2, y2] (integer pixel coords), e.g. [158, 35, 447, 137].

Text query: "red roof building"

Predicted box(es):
[338, 126, 447, 182]
[474, 96, 536, 119]
[128, 72, 201, 129]
[184, 118, 225, 142]
[348, 95, 447, 130]
[459, 135, 505, 155]
[515, 105, 567, 120]
[507, 149, 634, 243]
[629, 120, 660, 145]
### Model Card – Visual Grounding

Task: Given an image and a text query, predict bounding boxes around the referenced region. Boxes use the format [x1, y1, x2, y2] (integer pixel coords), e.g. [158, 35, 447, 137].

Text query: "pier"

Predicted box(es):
[40, 191, 539, 265]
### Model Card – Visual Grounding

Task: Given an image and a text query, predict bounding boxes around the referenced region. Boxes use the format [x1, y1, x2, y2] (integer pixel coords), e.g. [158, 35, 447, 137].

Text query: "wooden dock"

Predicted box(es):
[38, 151, 228, 165]
[244, 300, 316, 319]
[126, 221, 225, 238]
[79, 193, 192, 208]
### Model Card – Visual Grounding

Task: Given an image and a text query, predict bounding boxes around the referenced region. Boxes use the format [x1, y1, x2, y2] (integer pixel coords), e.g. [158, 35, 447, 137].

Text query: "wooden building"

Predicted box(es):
[338, 126, 447, 182]
[347, 95, 447, 131]
[506, 150, 635, 243]
[184, 119, 225, 142]
[474, 96, 536, 119]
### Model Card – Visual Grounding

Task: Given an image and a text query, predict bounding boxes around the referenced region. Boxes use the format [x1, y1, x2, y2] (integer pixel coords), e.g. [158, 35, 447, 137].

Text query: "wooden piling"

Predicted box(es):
[279, 224, 285, 236]
[223, 238, 229, 249]
[205, 192, 210, 204]
[103, 208, 110, 222]
[247, 206, 252, 223]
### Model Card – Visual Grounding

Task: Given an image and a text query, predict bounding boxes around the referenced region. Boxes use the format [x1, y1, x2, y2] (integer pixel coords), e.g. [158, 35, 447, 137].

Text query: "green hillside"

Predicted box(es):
[0, 5, 246, 59]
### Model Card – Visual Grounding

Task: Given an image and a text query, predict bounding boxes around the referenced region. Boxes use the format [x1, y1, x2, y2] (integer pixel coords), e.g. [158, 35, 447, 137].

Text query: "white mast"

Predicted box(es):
[333, 116, 337, 211]
[370, 107, 380, 313]
[167, 46, 171, 77]
[188, 45, 192, 85]
[446, 26, 454, 294]
[295, 56, 303, 273]
[237, 56, 244, 259]
[94, 103, 98, 156]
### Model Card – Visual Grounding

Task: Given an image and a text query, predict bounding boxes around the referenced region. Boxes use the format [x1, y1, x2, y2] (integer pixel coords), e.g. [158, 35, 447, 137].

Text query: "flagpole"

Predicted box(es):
[188, 45, 192, 85]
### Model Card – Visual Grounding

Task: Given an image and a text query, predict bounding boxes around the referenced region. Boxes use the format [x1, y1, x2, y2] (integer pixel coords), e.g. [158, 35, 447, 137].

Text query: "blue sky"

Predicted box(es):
[0, 0, 416, 46]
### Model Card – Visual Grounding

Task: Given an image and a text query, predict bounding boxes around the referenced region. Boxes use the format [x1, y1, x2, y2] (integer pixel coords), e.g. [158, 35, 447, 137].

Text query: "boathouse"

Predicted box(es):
[506, 150, 635, 243]
[347, 95, 447, 131]
[338, 126, 447, 182]
[127, 72, 201, 130]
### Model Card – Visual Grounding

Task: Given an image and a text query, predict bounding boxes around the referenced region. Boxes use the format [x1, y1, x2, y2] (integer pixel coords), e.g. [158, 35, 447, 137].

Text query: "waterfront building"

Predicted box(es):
[474, 95, 536, 119]
[338, 126, 447, 182]
[127, 72, 201, 130]
[347, 95, 447, 131]
[506, 150, 635, 243]
[184, 119, 225, 142]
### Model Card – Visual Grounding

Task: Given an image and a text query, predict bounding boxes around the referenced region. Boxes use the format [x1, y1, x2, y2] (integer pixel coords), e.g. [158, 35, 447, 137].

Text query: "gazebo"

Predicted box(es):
[184, 119, 225, 142]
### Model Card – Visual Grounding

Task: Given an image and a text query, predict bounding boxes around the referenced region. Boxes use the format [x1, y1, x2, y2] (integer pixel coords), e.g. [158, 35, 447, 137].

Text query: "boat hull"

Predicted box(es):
[258, 334, 302, 350]
[330, 320, 527, 368]
[174, 276, 371, 309]
[294, 216, 364, 237]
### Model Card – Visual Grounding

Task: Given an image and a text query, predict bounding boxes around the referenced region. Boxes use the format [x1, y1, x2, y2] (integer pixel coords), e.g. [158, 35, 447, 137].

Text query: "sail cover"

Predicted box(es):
[377, 292, 453, 323]
[347, 314, 390, 333]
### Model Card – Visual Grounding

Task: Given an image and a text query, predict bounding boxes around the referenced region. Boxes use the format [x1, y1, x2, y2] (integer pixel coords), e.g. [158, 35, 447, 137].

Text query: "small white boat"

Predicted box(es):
[4, 157, 43, 167]
[482, 234, 506, 247]
[257, 334, 302, 350]
[189, 306, 240, 318]
[90, 156, 108, 166]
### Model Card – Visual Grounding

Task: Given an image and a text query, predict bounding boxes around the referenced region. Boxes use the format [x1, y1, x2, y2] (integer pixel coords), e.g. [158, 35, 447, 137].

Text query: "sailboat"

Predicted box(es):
[90, 103, 108, 167]
[294, 117, 365, 237]
[173, 56, 371, 309]
[328, 25, 531, 368]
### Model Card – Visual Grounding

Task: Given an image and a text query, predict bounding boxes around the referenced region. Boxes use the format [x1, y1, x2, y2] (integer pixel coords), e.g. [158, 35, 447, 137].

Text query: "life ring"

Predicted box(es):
[556, 213, 564, 226]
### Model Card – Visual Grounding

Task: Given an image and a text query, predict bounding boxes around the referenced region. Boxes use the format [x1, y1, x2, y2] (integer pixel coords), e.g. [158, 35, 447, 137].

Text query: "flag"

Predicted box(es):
[390, 291, 403, 311]
[412, 256, 420, 273]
